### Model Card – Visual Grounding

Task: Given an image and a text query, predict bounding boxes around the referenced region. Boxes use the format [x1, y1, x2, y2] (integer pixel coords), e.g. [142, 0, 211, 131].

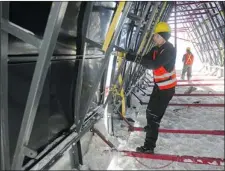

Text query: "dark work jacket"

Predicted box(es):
[126, 41, 176, 73]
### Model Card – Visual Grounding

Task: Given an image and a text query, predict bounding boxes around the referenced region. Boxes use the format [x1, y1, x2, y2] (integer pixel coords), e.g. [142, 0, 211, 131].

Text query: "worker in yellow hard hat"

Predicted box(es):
[125, 22, 177, 154]
[181, 47, 194, 80]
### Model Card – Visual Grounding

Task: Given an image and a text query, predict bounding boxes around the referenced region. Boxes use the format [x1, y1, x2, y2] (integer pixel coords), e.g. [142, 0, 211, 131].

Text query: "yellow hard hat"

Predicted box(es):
[186, 47, 191, 51]
[154, 22, 171, 33]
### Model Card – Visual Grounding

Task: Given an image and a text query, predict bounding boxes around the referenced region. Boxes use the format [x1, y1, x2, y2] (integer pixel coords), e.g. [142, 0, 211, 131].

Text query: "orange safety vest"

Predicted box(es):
[185, 53, 194, 65]
[153, 50, 177, 90]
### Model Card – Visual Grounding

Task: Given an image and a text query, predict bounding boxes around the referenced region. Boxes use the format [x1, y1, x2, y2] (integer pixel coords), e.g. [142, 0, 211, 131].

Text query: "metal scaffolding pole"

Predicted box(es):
[74, 2, 94, 129]
[182, 8, 215, 65]
[131, 2, 168, 83]
[205, 2, 224, 43]
[137, 3, 160, 52]
[170, 12, 209, 17]
[194, 20, 217, 65]
[146, 2, 169, 53]
[196, 27, 214, 64]
[201, 19, 222, 65]
[186, 21, 210, 64]
[11, 2, 68, 169]
[174, 2, 177, 51]
[0, 2, 10, 170]
[123, 3, 152, 91]
[215, 2, 225, 23]
[126, 2, 141, 49]
[163, 6, 174, 19]
[106, 3, 152, 121]
[106, 55, 117, 135]
[196, 7, 220, 65]
[203, 3, 224, 66]
[168, 17, 202, 21]
[162, 3, 174, 22]
[186, 31, 204, 63]
[128, 2, 170, 89]
[171, 7, 217, 13]
[1, 20, 41, 48]
[196, 21, 217, 65]
[104, 2, 159, 107]
[179, 2, 224, 66]
[193, 8, 221, 66]
[130, 3, 151, 49]
[176, 2, 206, 6]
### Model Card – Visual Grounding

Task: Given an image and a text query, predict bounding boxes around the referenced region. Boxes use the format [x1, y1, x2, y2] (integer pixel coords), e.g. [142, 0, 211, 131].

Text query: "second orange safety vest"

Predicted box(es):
[153, 50, 177, 90]
[184, 53, 194, 65]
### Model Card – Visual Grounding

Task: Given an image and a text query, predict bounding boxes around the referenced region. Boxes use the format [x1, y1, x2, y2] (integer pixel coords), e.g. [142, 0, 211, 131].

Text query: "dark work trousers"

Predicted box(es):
[144, 85, 175, 149]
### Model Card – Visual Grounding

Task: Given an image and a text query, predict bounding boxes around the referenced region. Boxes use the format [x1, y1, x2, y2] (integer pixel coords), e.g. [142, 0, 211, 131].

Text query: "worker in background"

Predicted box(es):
[125, 22, 177, 154]
[181, 47, 194, 80]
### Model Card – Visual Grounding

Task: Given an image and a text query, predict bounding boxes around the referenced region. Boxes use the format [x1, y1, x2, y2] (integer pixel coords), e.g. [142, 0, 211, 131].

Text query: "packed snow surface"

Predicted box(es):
[49, 71, 224, 170]
[83, 72, 224, 170]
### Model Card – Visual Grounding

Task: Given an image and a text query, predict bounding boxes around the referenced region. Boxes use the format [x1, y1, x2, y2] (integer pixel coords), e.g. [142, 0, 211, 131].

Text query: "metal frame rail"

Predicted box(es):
[0, 1, 129, 170]
[1, 2, 108, 170]
[3, 2, 69, 169]
[0, 2, 10, 170]
[0, 1, 134, 170]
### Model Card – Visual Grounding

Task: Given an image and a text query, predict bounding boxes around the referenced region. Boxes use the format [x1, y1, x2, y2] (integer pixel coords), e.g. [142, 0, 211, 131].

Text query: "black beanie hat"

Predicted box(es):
[158, 32, 171, 41]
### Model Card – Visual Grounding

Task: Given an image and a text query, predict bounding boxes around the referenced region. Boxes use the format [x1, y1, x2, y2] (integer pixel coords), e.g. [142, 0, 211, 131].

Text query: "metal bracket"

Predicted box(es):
[23, 146, 38, 158]
[69, 141, 83, 169]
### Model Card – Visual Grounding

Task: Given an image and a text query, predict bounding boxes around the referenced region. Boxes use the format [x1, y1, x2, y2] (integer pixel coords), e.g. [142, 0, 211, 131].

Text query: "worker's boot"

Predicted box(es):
[136, 145, 154, 154]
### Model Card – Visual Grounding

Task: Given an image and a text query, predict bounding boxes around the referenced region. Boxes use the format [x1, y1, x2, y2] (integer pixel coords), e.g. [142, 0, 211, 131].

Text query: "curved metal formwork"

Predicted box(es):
[0, 1, 224, 170]
[1, 1, 124, 170]
[169, 2, 224, 68]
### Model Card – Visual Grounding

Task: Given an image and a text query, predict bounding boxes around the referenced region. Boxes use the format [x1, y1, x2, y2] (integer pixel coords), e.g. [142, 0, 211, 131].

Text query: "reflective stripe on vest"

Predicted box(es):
[154, 70, 176, 81]
[156, 78, 177, 90]
[153, 50, 177, 90]
[185, 54, 193, 65]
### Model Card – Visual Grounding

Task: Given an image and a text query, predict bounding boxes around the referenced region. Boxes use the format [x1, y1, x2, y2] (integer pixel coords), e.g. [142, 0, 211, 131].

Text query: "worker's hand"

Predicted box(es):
[125, 49, 137, 62]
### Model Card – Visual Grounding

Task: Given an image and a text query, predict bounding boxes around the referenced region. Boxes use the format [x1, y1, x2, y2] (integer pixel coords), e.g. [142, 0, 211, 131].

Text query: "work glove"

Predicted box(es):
[125, 49, 137, 62]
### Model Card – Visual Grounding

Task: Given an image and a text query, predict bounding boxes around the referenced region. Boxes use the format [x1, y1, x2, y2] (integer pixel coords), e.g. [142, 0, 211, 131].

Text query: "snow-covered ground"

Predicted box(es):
[81, 71, 224, 170]
[48, 71, 224, 170]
